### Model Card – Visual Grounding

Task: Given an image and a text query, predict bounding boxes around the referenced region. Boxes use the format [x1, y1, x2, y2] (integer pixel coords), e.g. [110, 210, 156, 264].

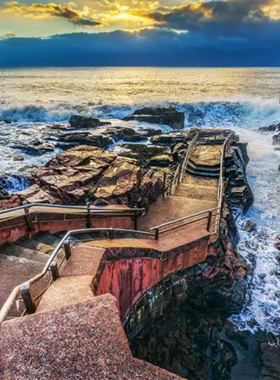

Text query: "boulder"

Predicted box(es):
[69, 115, 111, 129]
[95, 157, 143, 203]
[123, 107, 185, 130]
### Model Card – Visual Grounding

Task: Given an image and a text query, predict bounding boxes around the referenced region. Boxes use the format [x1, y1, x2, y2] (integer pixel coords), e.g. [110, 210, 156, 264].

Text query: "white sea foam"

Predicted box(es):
[1, 66, 280, 335]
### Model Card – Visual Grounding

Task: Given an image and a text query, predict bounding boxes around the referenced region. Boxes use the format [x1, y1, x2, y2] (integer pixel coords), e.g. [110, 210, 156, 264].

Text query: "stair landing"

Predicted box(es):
[0, 295, 182, 380]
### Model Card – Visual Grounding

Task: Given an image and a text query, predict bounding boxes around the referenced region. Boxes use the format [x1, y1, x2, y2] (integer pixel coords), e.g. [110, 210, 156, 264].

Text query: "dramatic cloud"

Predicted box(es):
[1, 1, 280, 66]
[1, 27, 280, 67]
[3, 0, 280, 32]
[2, 2, 104, 27]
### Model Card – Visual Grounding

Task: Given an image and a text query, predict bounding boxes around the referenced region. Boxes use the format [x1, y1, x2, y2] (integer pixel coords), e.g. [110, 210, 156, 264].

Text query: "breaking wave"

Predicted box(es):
[1, 96, 280, 336]
[1, 97, 280, 129]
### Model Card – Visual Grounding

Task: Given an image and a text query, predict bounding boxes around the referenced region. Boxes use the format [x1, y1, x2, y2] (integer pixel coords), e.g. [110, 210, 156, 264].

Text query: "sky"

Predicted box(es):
[1, 0, 280, 66]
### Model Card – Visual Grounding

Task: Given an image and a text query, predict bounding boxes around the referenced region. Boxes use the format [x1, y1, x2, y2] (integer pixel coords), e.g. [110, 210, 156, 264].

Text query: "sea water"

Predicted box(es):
[1, 66, 280, 338]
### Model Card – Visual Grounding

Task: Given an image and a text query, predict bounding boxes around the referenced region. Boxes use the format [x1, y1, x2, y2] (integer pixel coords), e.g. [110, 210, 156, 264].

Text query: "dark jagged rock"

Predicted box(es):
[10, 143, 54, 157]
[225, 143, 254, 213]
[54, 131, 113, 150]
[123, 107, 185, 130]
[14, 145, 166, 208]
[259, 123, 280, 132]
[118, 144, 172, 167]
[125, 206, 247, 380]
[69, 115, 111, 129]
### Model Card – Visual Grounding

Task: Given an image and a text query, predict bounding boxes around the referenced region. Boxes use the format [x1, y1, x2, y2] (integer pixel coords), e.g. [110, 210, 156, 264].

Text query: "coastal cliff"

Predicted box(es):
[0, 108, 254, 380]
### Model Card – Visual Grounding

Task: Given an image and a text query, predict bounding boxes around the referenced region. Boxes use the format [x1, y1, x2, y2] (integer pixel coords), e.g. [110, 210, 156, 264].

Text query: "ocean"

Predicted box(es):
[1, 67, 280, 339]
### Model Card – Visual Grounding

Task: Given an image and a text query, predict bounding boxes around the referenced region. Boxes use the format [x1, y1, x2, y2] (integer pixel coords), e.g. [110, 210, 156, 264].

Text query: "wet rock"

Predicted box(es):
[54, 132, 113, 150]
[259, 123, 280, 132]
[148, 155, 173, 167]
[123, 133, 148, 143]
[126, 210, 247, 379]
[140, 128, 163, 137]
[69, 115, 111, 129]
[123, 107, 185, 130]
[10, 143, 54, 156]
[119, 144, 171, 167]
[151, 131, 191, 146]
[12, 154, 24, 162]
[225, 144, 254, 213]
[243, 220, 257, 232]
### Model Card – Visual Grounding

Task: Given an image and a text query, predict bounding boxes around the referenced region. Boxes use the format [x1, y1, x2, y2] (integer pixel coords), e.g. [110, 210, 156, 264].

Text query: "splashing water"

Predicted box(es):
[1, 67, 280, 335]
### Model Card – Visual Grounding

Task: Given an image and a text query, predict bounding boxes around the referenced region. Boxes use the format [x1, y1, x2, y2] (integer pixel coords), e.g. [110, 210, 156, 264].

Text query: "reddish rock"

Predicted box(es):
[0, 195, 21, 211]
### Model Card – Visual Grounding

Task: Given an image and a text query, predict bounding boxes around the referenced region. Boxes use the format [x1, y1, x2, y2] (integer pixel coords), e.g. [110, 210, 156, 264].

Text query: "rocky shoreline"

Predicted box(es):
[0, 106, 277, 379]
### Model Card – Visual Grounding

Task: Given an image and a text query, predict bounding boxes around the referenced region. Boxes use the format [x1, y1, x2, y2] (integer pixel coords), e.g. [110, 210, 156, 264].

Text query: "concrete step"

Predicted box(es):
[182, 175, 218, 188]
[16, 237, 53, 255]
[186, 166, 219, 178]
[0, 295, 181, 380]
[32, 232, 61, 248]
[36, 275, 94, 314]
[188, 158, 220, 171]
[0, 243, 50, 264]
[0, 254, 44, 310]
[175, 183, 217, 201]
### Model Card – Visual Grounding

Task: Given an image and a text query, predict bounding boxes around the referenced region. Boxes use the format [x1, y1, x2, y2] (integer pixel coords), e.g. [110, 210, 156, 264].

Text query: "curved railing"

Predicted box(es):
[0, 131, 235, 325]
[163, 132, 199, 198]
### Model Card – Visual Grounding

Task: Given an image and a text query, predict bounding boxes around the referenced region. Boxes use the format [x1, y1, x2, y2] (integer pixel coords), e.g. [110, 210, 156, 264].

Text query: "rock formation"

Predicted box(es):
[123, 107, 185, 130]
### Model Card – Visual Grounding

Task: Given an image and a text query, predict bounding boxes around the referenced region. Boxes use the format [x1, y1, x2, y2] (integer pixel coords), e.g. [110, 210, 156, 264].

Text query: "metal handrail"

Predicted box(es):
[0, 203, 144, 217]
[179, 132, 199, 182]
[0, 227, 155, 324]
[0, 132, 235, 325]
[217, 132, 235, 208]
[150, 207, 220, 231]
[163, 132, 199, 198]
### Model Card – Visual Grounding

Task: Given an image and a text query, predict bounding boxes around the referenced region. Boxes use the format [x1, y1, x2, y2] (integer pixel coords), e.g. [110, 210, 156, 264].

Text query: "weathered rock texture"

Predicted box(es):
[13, 145, 169, 208]
[225, 141, 254, 213]
[124, 206, 247, 380]
[123, 107, 185, 129]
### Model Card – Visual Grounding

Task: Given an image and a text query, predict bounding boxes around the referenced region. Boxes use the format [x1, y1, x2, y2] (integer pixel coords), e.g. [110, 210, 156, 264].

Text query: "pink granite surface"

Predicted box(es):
[0, 294, 183, 380]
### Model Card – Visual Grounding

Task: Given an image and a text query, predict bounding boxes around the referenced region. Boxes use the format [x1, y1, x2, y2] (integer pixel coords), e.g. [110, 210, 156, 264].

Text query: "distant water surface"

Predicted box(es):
[1, 67, 280, 339]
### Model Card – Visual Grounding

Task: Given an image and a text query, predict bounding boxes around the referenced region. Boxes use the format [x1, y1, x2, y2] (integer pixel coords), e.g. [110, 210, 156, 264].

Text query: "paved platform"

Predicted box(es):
[0, 295, 182, 380]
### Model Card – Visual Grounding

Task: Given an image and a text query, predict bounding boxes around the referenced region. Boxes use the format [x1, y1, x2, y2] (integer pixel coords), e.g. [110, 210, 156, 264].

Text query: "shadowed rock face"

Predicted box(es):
[69, 115, 111, 129]
[125, 209, 247, 380]
[123, 107, 185, 130]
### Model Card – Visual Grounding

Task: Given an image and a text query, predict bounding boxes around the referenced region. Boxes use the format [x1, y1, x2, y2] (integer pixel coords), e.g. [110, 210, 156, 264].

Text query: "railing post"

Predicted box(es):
[50, 262, 59, 281]
[207, 210, 213, 232]
[22, 201, 32, 231]
[108, 228, 115, 239]
[20, 284, 36, 314]
[155, 228, 159, 240]
[86, 201, 92, 228]
[133, 206, 138, 230]
[162, 172, 167, 199]
[64, 239, 71, 260]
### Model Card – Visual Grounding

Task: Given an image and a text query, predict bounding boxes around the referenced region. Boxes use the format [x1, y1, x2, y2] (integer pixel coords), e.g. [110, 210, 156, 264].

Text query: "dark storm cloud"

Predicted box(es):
[1, 27, 280, 67]
[2, 2, 104, 27]
[144, 0, 275, 35]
